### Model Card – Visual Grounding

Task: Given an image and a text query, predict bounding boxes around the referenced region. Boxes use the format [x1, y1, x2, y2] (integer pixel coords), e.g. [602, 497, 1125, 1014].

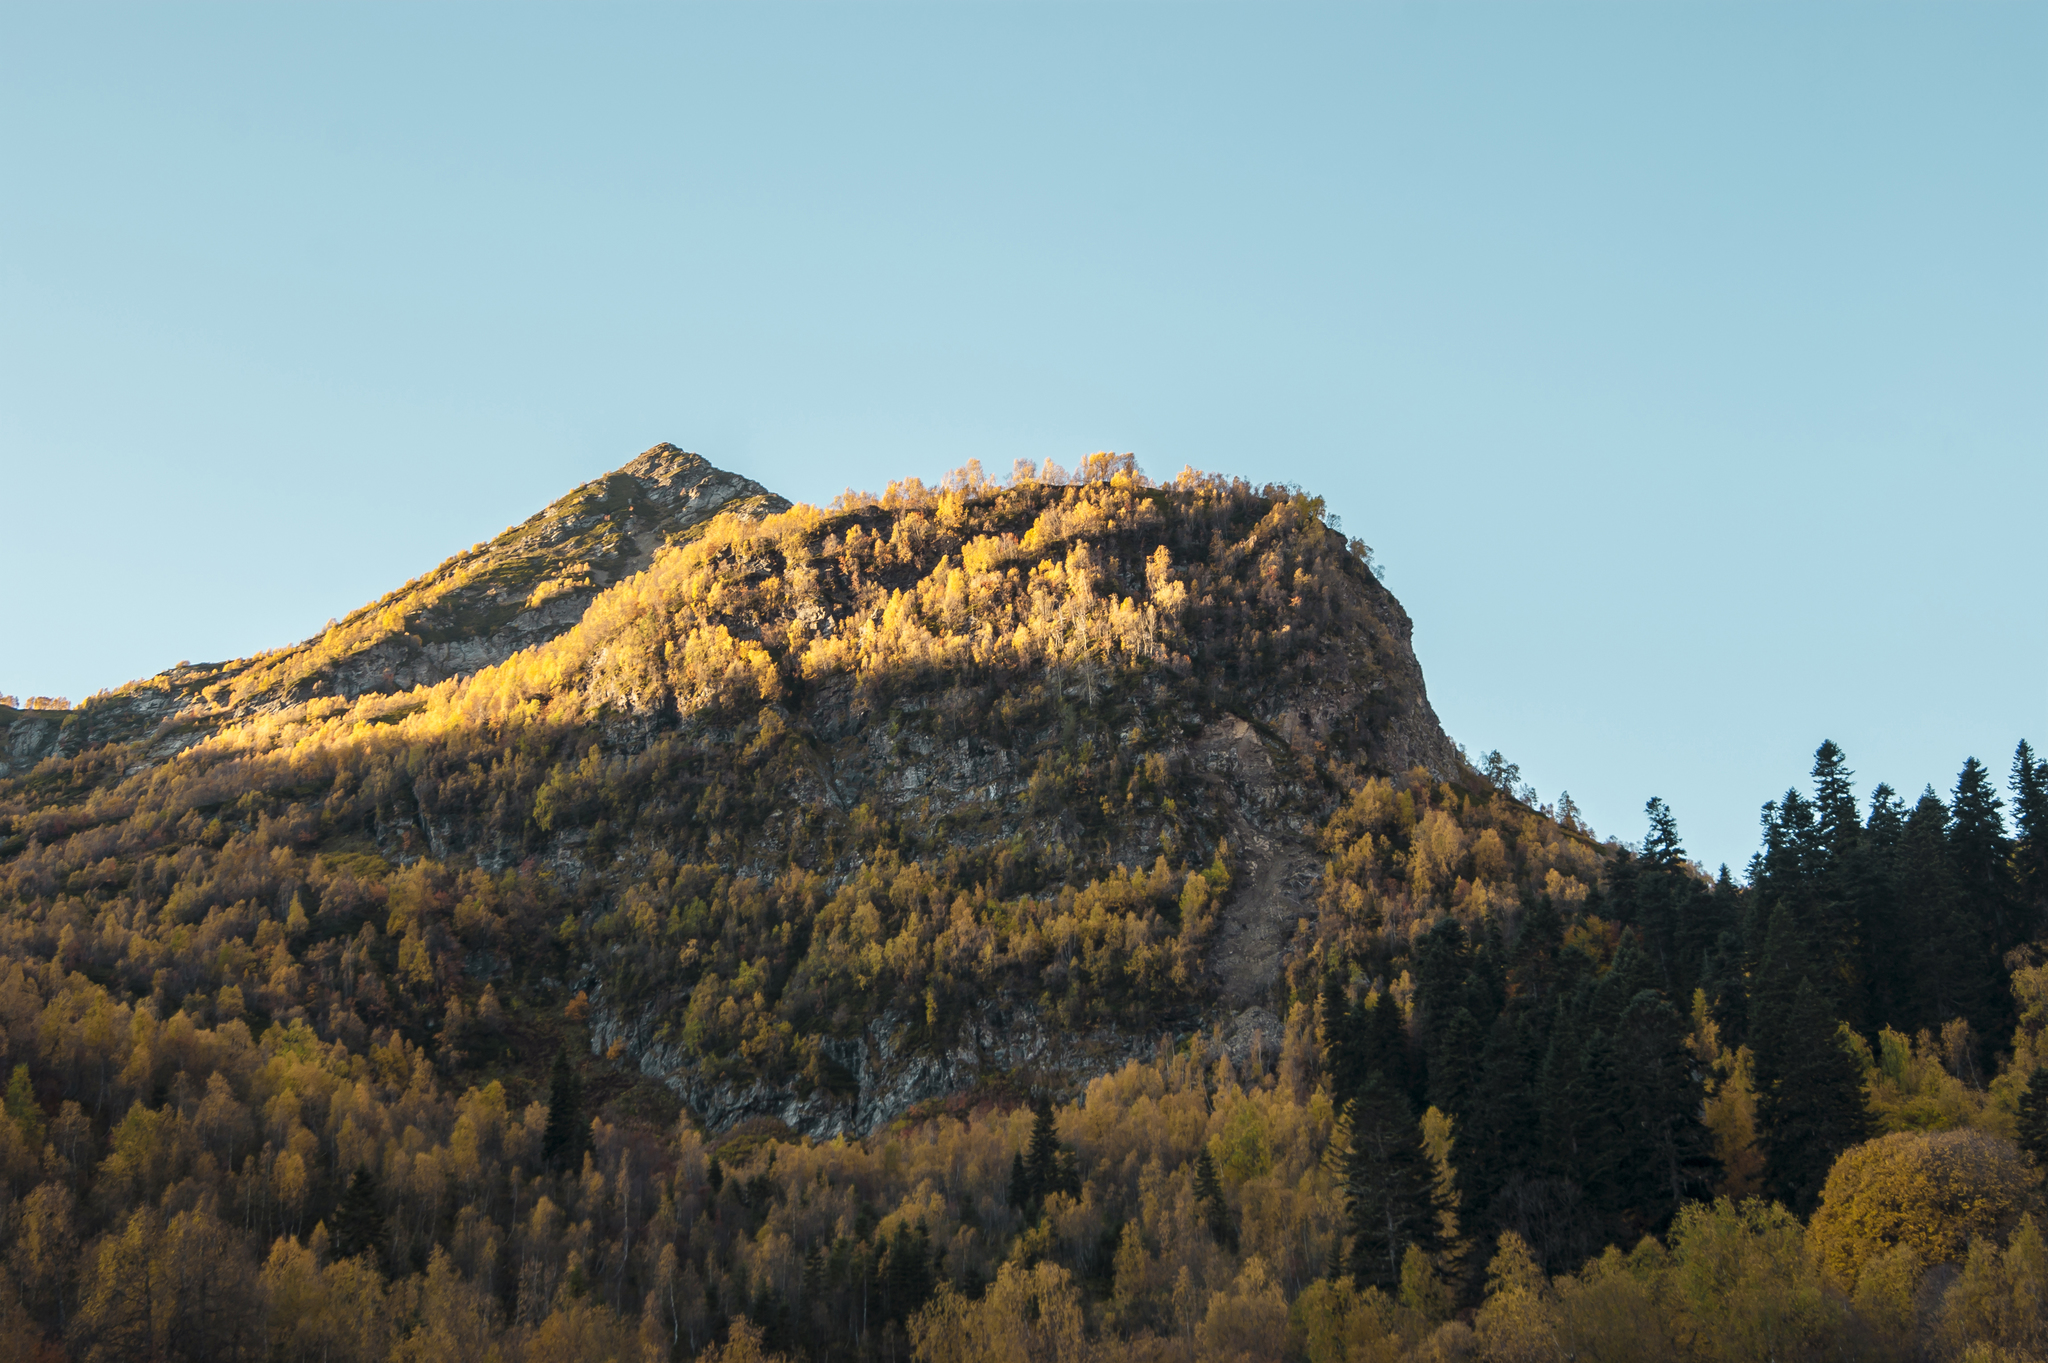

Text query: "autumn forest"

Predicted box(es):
[1, 454, 2043, 1363]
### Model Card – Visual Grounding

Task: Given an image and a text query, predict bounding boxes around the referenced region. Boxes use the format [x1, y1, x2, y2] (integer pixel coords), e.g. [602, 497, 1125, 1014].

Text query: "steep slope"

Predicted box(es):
[0, 445, 785, 776]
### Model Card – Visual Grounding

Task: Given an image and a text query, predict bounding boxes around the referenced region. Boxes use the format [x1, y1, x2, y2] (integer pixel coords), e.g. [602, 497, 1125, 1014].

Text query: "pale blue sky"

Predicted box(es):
[2, 3, 2042, 872]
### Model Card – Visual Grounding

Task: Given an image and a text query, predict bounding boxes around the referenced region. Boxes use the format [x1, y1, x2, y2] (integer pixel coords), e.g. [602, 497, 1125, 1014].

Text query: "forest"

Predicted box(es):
[0, 460, 2044, 1361]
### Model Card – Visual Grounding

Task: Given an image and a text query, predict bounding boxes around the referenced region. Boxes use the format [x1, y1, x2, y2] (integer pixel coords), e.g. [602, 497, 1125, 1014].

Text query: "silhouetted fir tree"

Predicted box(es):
[1536, 941, 1669, 1235]
[802, 1243, 825, 1306]
[1748, 897, 1809, 1045]
[1610, 990, 1719, 1231]
[1563, 1024, 1629, 1226]
[1745, 792, 1826, 1007]
[752, 1283, 794, 1352]
[541, 1051, 586, 1172]
[1415, 919, 1473, 1108]
[1426, 1006, 1483, 1120]
[1755, 977, 1870, 1215]
[706, 1151, 724, 1194]
[1807, 742, 1871, 1027]
[882, 1223, 933, 1324]
[1811, 742, 1861, 861]
[1951, 757, 2014, 939]
[1322, 972, 1371, 1109]
[1329, 987, 1418, 1111]
[1018, 1095, 1073, 1214]
[1895, 787, 2000, 1037]
[2017, 1068, 2048, 1166]
[1537, 983, 1598, 1179]
[1858, 784, 1910, 1026]
[1949, 759, 2018, 1046]
[1625, 798, 1726, 999]
[1194, 1149, 1238, 1251]
[1455, 1003, 1541, 1227]
[332, 1167, 386, 1267]
[1339, 1076, 1441, 1292]
[2012, 741, 2048, 935]
[1006, 1151, 1030, 1212]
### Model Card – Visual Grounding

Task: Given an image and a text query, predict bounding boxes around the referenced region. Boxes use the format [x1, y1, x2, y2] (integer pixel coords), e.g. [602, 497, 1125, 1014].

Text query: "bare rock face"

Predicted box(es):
[2, 445, 786, 777]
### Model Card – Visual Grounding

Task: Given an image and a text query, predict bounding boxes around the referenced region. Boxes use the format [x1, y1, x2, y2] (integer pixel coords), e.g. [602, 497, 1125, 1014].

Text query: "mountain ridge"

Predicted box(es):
[0, 444, 787, 777]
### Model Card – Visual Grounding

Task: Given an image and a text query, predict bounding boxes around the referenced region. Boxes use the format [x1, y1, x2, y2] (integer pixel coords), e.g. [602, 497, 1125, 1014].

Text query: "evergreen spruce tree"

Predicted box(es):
[1858, 784, 1909, 1027]
[1455, 1004, 1540, 1231]
[1755, 977, 1869, 1215]
[1425, 1007, 1483, 1120]
[1610, 991, 1719, 1229]
[1415, 920, 1473, 1108]
[1026, 1096, 1062, 1205]
[1006, 1151, 1030, 1212]
[1628, 798, 1723, 998]
[1340, 1076, 1441, 1293]
[882, 1223, 933, 1325]
[332, 1167, 386, 1266]
[1194, 1149, 1238, 1251]
[1322, 971, 1370, 1110]
[1807, 742, 1869, 1027]
[541, 1050, 586, 1172]
[1811, 741, 1861, 860]
[1895, 788, 2001, 1037]
[2016, 1068, 2048, 1166]
[2011, 741, 2047, 937]
[1950, 760, 2017, 1017]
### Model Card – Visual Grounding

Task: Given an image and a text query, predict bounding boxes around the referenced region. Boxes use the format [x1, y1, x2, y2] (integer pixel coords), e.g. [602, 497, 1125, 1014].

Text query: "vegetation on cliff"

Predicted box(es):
[0, 454, 2044, 1360]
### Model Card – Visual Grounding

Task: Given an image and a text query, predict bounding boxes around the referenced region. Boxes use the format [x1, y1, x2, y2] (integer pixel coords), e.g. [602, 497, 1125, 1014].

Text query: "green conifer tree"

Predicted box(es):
[1949, 759, 2017, 1011]
[332, 1167, 386, 1266]
[1340, 1076, 1442, 1292]
[2011, 741, 2047, 936]
[1755, 977, 1869, 1215]
[1611, 990, 1719, 1228]
[1006, 1151, 1030, 1212]
[541, 1051, 586, 1172]
[1194, 1149, 1238, 1251]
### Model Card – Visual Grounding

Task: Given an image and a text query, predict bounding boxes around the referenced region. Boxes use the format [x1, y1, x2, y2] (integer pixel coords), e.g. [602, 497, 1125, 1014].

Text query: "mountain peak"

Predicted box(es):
[5, 444, 789, 773]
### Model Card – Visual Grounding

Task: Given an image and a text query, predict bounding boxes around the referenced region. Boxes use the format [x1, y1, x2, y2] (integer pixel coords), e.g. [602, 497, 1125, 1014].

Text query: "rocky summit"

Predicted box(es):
[0, 445, 786, 779]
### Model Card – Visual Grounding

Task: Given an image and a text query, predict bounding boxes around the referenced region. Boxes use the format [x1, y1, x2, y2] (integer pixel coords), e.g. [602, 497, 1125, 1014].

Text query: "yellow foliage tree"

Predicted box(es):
[1809, 1129, 2044, 1290]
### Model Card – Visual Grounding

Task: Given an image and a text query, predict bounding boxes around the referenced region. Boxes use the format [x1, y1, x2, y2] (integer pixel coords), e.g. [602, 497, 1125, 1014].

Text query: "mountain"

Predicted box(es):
[0, 445, 785, 778]
[4, 444, 2041, 1361]
[3, 448, 1496, 1128]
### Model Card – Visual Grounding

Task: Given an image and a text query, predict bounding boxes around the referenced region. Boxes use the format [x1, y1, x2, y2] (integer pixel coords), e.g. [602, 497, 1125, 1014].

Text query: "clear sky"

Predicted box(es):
[2, 3, 2042, 873]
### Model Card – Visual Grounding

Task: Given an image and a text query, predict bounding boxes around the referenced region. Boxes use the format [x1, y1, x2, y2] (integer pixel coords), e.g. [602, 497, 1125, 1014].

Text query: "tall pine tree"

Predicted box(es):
[542, 1050, 587, 1172]
[2011, 741, 2047, 939]
[1610, 990, 1719, 1231]
[1339, 1076, 1441, 1292]
[332, 1167, 387, 1267]
[1941, 756, 2018, 1097]
[1754, 976, 1869, 1215]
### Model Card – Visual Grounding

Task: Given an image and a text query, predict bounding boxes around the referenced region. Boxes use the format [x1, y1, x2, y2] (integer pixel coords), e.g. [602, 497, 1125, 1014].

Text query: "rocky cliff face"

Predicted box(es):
[511, 475, 1464, 1133]
[4, 452, 1468, 1137]
[1, 445, 786, 777]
